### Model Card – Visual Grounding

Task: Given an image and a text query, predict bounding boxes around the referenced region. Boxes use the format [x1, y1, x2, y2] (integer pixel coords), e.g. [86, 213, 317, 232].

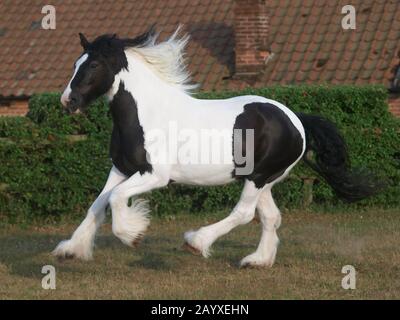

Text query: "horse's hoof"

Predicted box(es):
[182, 242, 202, 256]
[239, 262, 264, 269]
[132, 235, 144, 248]
[239, 259, 273, 269]
[56, 252, 75, 262]
[252, 215, 260, 224]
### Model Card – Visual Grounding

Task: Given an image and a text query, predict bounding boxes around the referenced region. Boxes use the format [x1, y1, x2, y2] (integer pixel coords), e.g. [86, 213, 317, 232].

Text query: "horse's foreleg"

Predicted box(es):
[52, 166, 127, 260]
[240, 187, 281, 268]
[184, 180, 262, 258]
[109, 171, 168, 247]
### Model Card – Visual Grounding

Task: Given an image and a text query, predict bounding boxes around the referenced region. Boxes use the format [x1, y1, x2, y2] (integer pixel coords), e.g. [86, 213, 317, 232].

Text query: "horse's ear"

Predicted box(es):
[79, 33, 90, 50]
[122, 24, 157, 48]
[109, 34, 117, 46]
[145, 24, 157, 38]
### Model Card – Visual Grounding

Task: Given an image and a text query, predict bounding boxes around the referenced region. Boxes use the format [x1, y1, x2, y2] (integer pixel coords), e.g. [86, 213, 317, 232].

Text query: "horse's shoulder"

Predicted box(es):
[109, 82, 152, 176]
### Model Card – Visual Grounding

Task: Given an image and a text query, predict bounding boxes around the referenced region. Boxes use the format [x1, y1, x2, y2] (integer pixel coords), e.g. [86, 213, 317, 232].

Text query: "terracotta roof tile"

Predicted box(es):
[0, 0, 399, 98]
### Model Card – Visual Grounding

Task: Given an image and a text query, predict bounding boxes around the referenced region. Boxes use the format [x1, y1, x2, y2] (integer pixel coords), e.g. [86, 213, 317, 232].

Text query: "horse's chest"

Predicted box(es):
[109, 83, 152, 177]
[109, 125, 151, 177]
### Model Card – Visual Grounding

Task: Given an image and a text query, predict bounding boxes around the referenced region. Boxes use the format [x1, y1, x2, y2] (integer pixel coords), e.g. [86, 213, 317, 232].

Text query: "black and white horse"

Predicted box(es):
[54, 27, 379, 267]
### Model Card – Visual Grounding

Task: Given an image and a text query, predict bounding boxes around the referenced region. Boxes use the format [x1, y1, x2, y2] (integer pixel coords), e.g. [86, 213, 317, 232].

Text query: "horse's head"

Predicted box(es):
[61, 27, 155, 113]
[61, 33, 120, 113]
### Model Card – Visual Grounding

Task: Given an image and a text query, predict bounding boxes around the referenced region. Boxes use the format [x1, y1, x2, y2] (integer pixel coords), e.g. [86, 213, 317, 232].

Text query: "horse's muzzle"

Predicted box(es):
[62, 91, 83, 114]
[64, 103, 80, 115]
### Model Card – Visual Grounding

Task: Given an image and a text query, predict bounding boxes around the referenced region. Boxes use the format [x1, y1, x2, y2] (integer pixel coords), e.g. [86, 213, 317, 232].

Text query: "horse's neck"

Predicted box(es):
[108, 70, 195, 128]
[109, 72, 197, 134]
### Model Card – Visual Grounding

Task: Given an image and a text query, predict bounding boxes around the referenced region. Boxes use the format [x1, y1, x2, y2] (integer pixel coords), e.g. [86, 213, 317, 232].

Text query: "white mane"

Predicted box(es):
[126, 27, 198, 93]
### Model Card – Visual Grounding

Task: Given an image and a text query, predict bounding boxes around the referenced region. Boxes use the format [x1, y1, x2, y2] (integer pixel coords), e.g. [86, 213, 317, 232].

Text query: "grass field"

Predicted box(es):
[0, 209, 399, 299]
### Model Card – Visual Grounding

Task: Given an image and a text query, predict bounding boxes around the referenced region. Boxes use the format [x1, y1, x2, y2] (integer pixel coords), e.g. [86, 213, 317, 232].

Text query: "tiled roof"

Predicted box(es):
[258, 0, 400, 89]
[0, 0, 399, 98]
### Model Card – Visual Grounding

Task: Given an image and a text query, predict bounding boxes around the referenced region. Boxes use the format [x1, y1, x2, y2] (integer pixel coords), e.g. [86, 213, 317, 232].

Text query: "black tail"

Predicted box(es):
[296, 113, 384, 203]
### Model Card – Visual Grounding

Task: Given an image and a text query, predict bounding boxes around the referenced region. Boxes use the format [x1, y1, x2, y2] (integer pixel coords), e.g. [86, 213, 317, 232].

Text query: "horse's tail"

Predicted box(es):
[296, 113, 384, 202]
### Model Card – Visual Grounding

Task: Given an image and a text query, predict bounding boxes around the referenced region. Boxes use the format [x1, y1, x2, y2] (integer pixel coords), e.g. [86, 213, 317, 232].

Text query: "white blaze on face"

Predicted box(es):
[61, 53, 89, 107]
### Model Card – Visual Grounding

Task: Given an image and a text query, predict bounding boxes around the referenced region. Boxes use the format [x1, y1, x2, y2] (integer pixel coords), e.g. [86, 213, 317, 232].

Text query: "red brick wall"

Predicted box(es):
[234, 0, 270, 76]
[388, 95, 400, 118]
[0, 100, 29, 116]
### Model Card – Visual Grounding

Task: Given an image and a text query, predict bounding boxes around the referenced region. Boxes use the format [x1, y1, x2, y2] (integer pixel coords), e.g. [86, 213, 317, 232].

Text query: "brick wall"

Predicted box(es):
[234, 0, 270, 77]
[388, 94, 400, 118]
[0, 99, 29, 116]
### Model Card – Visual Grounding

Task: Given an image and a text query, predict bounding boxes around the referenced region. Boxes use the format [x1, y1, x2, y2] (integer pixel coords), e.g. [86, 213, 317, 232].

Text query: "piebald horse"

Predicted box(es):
[54, 27, 379, 267]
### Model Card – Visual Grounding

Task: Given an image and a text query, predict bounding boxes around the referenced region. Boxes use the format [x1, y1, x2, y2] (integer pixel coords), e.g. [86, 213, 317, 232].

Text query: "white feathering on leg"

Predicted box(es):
[112, 198, 150, 246]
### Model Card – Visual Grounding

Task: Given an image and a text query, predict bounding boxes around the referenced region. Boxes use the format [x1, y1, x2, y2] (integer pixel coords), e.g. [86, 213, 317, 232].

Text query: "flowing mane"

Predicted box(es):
[125, 26, 198, 93]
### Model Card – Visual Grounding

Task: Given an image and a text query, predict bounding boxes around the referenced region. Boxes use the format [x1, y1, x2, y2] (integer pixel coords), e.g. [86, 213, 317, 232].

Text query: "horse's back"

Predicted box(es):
[196, 95, 304, 136]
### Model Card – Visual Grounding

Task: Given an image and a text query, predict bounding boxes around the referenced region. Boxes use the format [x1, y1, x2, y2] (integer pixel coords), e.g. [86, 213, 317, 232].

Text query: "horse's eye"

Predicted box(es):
[90, 62, 99, 69]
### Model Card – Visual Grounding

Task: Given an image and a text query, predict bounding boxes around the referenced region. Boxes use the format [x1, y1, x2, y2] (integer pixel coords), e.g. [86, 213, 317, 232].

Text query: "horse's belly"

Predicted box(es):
[170, 163, 235, 186]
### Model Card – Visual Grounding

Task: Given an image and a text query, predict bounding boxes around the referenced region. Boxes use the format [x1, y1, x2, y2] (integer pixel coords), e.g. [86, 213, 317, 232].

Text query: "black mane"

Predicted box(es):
[87, 25, 156, 53]
[81, 25, 157, 74]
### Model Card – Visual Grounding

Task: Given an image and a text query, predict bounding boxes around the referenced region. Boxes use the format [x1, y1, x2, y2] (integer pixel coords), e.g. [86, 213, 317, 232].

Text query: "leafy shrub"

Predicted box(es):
[0, 85, 398, 222]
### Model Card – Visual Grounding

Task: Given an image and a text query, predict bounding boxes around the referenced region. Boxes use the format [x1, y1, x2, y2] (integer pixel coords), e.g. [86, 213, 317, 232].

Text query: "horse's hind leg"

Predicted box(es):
[184, 180, 262, 258]
[240, 186, 281, 268]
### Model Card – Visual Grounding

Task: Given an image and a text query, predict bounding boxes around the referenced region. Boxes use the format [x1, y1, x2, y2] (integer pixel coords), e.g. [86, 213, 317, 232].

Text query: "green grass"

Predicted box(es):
[0, 209, 399, 299]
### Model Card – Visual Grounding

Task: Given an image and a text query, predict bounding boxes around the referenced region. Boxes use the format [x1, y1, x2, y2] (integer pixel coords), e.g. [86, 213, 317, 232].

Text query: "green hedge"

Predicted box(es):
[0, 85, 399, 222]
